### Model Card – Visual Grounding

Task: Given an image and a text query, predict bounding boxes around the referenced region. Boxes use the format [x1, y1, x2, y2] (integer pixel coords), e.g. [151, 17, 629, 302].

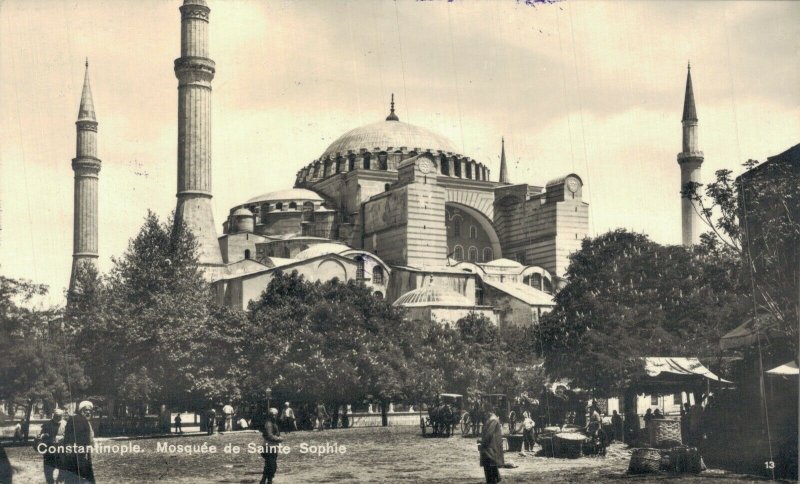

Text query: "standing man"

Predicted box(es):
[62, 401, 95, 484]
[222, 404, 235, 432]
[259, 408, 283, 484]
[37, 409, 65, 484]
[280, 402, 296, 432]
[611, 410, 623, 442]
[206, 408, 217, 436]
[315, 402, 329, 432]
[478, 406, 504, 484]
[174, 414, 183, 434]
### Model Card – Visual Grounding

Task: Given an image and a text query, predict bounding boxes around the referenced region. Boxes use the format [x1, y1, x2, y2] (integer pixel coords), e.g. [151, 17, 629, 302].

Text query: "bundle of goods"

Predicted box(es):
[628, 448, 662, 474]
[552, 431, 588, 458]
[648, 419, 682, 448]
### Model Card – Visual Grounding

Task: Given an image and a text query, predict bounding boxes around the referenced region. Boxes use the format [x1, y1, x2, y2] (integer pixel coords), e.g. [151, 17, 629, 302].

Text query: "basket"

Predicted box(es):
[628, 448, 662, 474]
[553, 432, 586, 458]
[648, 419, 682, 448]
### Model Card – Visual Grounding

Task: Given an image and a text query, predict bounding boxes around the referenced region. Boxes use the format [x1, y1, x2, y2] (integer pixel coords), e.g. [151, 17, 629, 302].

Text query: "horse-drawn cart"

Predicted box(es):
[420, 393, 464, 437]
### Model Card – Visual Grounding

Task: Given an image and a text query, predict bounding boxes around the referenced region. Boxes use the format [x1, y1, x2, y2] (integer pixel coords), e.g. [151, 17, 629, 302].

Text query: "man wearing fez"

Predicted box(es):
[478, 406, 504, 484]
[259, 408, 283, 484]
[37, 408, 65, 484]
[62, 400, 95, 483]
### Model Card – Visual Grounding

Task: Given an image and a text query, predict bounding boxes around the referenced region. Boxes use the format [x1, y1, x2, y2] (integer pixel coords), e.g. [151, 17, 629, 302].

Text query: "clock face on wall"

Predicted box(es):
[566, 177, 580, 193]
[418, 158, 433, 174]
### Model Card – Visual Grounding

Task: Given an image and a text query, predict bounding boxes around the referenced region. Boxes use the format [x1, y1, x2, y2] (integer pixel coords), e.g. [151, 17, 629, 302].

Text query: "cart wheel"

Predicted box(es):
[461, 414, 471, 436]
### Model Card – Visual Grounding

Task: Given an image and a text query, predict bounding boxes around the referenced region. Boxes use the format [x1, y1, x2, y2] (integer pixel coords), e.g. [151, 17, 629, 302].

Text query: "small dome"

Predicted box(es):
[393, 286, 473, 308]
[294, 243, 350, 260]
[320, 120, 459, 159]
[245, 188, 323, 205]
[232, 208, 253, 217]
[481, 258, 524, 269]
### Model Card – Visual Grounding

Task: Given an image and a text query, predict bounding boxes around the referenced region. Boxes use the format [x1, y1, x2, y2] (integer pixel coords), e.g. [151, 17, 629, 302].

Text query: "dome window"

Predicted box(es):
[482, 247, 493, 262]
[289, 202, 297, 210]
[453, 245, 464, 262]
[468, 246, 478, 262]
[348, 154, 356, 171]
[469, 225, 477, 239]
[276, 202, 284, 211]
[440, 155, 449, 175]
[378, 152, 388, 170]
[363, 153, 371, 170]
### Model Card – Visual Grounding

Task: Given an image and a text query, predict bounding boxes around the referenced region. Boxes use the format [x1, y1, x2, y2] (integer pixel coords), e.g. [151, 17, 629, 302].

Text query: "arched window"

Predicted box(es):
[468, 246, 478, 262]
[355, 256, 365, 281]
[453, 245, 464, 261]
[244, 249, 251, 260]
[335, 157, 343, 173]
[469, 225, 477, 239]
[482, 247, 493, 262]
[378, 152, 388, 170]
[452, 216, 462, 237]
[363, 153, 371, 170]
[454, 158, 462, 177]
[466, 163, 472, 179]
[289, 202, 297, 210]
[440, 155, 449, 175]
[543, 277, 553, 294]
[384, 183, 391, 192]
[348, 154, 356, 171]
[372, 266, 384, 285]
[276, 202, 284, 211]
[532, 273, 542, 290]
[302, 201, 314, 222]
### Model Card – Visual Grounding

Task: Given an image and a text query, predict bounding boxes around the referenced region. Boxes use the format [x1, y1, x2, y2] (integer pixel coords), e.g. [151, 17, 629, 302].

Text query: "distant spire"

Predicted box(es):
[499, 137, 510, 184]
[682, 63, 697, 122]
[386, 93, 399, 121]
[78, 60, 96, 122]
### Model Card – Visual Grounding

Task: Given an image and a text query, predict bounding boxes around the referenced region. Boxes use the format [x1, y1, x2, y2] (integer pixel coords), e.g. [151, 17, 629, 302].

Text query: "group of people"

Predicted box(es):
[35, 400, 96, 484]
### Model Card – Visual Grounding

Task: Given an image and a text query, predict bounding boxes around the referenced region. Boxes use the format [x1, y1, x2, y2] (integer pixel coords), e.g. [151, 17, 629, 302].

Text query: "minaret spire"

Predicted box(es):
[677, 62, 704, 246]
[70, 60, 101, 295]
[386, 93, 399, 121]
[173, 0, 223, 269]
[498, 137, 510, 184]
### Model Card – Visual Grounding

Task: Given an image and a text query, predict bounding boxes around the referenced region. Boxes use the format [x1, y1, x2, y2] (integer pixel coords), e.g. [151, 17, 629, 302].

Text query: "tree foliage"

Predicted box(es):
[536, 230, 748, 396]
[682, 157, 800, 353]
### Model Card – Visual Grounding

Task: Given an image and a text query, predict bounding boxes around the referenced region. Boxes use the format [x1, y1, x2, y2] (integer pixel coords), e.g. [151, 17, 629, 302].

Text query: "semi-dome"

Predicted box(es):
[393, 285, 473, 308]
[320, 120, 459, 159]
[294, 242, 350, 260]
[245, 188, 324, 205]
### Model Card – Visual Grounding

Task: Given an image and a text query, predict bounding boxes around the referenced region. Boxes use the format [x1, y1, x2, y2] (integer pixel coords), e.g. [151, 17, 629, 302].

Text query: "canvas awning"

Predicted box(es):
[766, 360, 799, 376]
[644, 357, 732, 383]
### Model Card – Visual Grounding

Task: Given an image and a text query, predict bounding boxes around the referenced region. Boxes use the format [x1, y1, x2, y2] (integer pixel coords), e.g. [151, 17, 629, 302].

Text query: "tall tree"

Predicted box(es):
[536, 230, 747, 395]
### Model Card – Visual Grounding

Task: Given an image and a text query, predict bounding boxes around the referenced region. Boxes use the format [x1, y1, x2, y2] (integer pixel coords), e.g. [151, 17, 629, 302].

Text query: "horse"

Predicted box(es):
[428, 402, 455, 436]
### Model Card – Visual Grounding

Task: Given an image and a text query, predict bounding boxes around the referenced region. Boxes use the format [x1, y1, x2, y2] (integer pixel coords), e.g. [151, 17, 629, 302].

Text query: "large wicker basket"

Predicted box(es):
[648, 419, 682, 448]
[628, 448, 662, 474]
[553, 432, 586, 458]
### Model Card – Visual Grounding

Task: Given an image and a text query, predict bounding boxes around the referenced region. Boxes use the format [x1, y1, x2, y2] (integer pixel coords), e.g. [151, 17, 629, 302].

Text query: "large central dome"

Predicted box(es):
[320, 120, 459, 159]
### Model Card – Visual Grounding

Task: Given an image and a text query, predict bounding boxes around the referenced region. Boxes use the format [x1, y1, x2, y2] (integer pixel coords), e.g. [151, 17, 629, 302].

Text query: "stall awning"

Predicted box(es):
[766, 361, 799, 376]
[643, 357, 732, 383]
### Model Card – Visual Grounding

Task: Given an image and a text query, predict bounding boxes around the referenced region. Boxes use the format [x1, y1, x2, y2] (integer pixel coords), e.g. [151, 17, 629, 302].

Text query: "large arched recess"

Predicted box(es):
[445, 202, 502, 259]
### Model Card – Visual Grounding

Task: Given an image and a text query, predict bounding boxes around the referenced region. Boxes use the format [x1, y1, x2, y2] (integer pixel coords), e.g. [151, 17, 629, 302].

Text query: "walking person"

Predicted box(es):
[37, 409, 65, 484]
[222, 404, 235, 432]
[206, 408, 217, 436]
[259, 408, 283, 484]
[315, 402, 329, 431]
[62, 401, 96, 484]
[478, 406, 504, 484]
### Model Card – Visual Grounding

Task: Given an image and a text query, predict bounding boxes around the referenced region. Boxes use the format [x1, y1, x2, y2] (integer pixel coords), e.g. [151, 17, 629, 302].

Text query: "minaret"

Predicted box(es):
[69, 60, 101, 293]
[499, 137, 510, 184]
[174, 0, 223, 267]
[677, 63, 704, 246]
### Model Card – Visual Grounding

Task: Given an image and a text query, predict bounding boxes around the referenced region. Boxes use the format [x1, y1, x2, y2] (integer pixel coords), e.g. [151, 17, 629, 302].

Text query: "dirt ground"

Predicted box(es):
[0, 426, 777, 483]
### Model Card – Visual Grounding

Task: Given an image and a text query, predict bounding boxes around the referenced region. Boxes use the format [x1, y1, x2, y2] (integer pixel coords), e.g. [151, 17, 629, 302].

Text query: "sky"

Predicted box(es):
[1, 0, 798, 306]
